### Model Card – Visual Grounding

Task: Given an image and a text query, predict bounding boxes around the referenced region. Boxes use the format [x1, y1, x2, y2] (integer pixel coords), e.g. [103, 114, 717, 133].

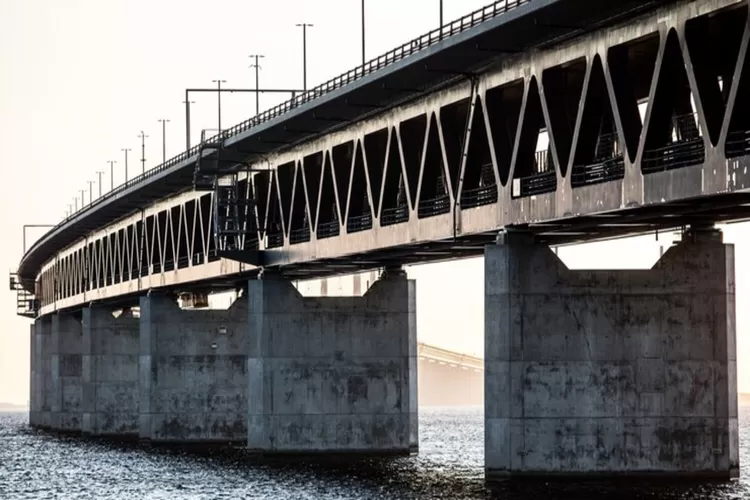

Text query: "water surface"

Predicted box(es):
[1, 407, 748, 499]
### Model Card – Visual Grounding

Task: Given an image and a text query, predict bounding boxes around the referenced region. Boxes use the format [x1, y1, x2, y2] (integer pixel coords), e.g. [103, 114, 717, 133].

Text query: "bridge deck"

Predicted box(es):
[18, 0, 670, 287]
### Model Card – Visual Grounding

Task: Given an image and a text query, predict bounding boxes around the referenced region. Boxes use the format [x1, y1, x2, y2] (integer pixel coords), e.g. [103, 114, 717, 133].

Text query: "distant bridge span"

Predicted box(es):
[15, 0, 750, 317]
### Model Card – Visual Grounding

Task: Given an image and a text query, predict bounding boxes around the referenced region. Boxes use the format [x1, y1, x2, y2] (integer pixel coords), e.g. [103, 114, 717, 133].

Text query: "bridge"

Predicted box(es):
[16, 0, 742, 481]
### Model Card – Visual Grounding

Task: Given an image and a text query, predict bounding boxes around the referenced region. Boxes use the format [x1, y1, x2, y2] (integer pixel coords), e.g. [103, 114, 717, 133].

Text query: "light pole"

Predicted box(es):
[139, 131, 149, 174]
[157, 119, 170, 164]
[107, 160, 117, 191]
[249, 54, 264, 115]
[67, 204, 73, 218]
[79, 189, 85, 208]
[183, 95, 195, 151]
[295, 24, 313, 92]
[212, 79, 227, 133]
[439, 0, 443, 26]
[22, 224, 56, 253]
[96, 171, 105, 197]
[87, 180, 95, 205]
[361, 0, 366, 65]
[121, 148, 132, 183]
[74, 197, 79, 212]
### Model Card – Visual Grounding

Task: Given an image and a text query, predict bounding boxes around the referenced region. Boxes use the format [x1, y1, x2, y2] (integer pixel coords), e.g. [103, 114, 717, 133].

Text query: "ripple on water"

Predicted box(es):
[0, 407, 748, 499]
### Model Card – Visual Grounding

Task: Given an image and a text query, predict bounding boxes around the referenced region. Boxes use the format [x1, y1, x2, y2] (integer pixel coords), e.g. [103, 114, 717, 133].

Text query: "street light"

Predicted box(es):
[361, 0, 366, 65]
[107, 160, 117, 191]
[157, 119, 170, 164]
[79, 189, 85, 208]
[87, 180, 95, 205]
[183, 96, 196, 151]
[295, 24, 313, 92]
[439, 0, 443, 26]
[139, 131, 149, 174]
[212, 79, 227, 132]
[96, 171, 105, 197]
[121, 148, 132, 183]
[248, 54, 265, 116]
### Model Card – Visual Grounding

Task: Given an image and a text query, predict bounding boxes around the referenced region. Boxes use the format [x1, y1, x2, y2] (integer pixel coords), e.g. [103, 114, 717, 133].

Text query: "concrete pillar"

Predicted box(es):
[50, 313, 83, 433]
[29, 322, 40, 427]
[81, 307, 139, 438]
[35, 316, 53, 429]
[139, 294, 248, 444]
[484, 228, 738, 479]
[247, 270, 418, 455]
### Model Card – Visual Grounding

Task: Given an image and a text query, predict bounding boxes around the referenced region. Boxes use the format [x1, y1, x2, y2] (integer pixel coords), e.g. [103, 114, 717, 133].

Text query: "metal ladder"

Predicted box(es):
[191, 130, 258, 257]
[9, 272, 37, 318]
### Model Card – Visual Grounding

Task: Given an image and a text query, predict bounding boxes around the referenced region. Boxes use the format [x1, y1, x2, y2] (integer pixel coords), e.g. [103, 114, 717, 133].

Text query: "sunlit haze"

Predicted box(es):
[1, 0, 749, 405]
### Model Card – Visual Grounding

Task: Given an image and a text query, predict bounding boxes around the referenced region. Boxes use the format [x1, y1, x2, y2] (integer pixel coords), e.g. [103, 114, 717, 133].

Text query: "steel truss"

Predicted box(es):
[32, 0, 750, 315]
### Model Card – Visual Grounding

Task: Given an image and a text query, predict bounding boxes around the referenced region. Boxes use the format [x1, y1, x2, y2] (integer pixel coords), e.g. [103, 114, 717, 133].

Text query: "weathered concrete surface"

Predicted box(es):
[33, 316, 54, 429]
[50, 313, 83, 432]
[484, 229, 738, 479]
[139, 295, 248, 444]
[247, 271, 418, 454]
[29, 322, 40, 427]
[81, 307, 140, 438]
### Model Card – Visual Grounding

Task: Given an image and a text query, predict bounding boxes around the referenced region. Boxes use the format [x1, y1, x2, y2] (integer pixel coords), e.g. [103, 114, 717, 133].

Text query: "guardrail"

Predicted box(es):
[24, 0, 532, 263]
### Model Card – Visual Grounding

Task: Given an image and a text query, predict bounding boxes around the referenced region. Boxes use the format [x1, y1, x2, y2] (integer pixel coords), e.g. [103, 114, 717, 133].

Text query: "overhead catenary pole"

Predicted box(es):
[212, 79, 227, 133]
[295, 24, 313, 92]
[121, 148, 132, 183]
[139, 131, 149, 174]
[249, 54, 265, 115]
[158, 119, 170, 164]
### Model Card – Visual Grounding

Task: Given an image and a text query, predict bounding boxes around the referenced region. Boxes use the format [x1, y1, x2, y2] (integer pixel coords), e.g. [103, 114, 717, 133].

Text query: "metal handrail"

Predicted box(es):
[31, 0, 531, 260]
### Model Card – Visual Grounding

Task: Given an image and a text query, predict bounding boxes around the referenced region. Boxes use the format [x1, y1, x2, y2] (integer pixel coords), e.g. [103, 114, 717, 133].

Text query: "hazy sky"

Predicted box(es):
[1, 0, 749, 404]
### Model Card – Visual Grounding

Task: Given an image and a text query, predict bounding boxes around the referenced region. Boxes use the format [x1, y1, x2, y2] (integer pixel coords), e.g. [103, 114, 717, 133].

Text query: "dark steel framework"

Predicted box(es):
[21, 0, 750, 316]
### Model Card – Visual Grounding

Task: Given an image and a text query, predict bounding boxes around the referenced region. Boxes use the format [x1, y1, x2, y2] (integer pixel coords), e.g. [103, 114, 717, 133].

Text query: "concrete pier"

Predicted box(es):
[247, 270, 418, 454]
[138, 294, 248, 444]
[484, 228, 738, 479]
[81, 307, 140, 438]
[50, 313, 83, 433]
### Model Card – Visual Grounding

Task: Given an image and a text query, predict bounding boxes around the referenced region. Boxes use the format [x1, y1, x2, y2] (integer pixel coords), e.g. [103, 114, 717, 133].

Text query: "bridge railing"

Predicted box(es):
[35, 0, 531, 261]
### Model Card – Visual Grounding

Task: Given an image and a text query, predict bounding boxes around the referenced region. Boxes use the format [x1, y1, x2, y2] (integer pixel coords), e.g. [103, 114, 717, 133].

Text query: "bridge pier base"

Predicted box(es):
[484, 227, 738, 480]
[246, 270, 418, 455]
[29, 320, 42, 428]
[138, 294, 248, 445]
[81, 306, 140, 438]
[50, 313, 83, 433]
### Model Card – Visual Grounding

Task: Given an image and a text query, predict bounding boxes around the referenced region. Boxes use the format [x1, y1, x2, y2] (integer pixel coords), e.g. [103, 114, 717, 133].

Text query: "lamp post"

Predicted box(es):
[295, 24, 313, 92]
[121, 148, 132, 183]
[139, 131, 148, 174]
[183, 95, 195, 151]
[107, 160, 117, 191]
[157, 119, 170, 164]
[79, 189, 85, 209]
[22, 224, 56, 253]
[361, 0, 366, 65]
[74, 197, 79, 212]
[249, 54, 264, 115]
[87, 180, 95, 205]
[96, 171, 105, 197]
[440, 0, 443, 26]
[212, 79, 227, 133]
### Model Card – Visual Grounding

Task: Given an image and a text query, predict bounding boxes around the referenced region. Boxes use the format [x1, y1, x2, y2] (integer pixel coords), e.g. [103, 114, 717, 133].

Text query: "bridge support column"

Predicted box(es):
[484, 227, 738, 480]
[29, 321, 41, 427]
[246, 269, 418, 455]
[138, 294, 248, 445]
[34, 316, 53, 429]
[81, 307, 140, 438]
[50, 313, 83, 433]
